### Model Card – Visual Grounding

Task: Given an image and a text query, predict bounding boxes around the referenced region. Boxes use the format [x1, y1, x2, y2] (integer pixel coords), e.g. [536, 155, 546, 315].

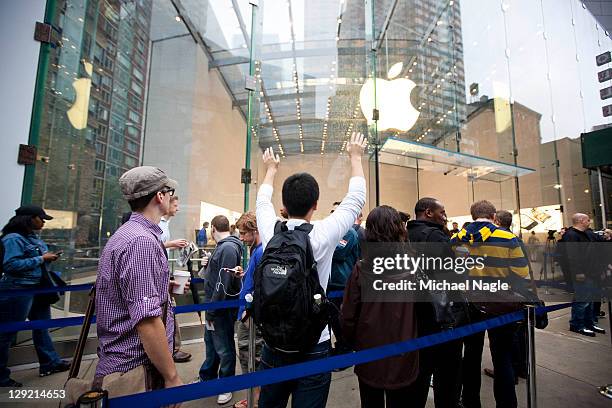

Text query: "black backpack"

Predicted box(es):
[252, 221, 328, 353]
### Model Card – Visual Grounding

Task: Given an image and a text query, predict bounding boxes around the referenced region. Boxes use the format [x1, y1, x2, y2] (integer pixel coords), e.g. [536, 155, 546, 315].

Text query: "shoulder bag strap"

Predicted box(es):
[68, 285, 96, 379]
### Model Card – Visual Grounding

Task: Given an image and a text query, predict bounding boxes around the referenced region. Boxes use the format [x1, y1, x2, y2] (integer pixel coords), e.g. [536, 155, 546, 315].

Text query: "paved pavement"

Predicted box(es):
[1, 303, 610, 407]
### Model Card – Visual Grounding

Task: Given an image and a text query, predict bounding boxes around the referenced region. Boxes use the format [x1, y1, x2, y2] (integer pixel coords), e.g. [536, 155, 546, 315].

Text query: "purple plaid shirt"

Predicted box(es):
[95, 212, 174, 377]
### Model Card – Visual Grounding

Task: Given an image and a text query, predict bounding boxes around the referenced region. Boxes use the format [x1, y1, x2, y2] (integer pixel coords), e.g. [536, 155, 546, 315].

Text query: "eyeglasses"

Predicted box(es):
[159, 187, 175, 197]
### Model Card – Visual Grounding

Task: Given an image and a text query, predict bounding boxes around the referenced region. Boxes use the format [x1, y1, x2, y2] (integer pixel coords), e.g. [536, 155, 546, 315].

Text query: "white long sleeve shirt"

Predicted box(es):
[256, 176, 367, 343]
[159, 217, 171, 243]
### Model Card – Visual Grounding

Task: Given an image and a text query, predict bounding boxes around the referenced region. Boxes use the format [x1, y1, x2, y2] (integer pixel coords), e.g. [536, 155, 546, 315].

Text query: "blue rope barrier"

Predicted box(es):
[109, 302, 572, 407]
[0, 288, 563, 333]
[0, 291, 344, 332]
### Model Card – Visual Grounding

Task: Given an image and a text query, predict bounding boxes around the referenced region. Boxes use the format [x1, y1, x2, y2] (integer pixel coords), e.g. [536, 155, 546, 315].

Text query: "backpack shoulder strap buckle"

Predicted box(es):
[294, 223, 313, 234]
[274, 221, 288, 235]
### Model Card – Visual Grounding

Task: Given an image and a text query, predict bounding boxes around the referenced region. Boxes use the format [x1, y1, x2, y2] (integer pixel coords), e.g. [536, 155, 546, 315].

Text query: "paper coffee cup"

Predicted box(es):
[172, 270, 190, 294]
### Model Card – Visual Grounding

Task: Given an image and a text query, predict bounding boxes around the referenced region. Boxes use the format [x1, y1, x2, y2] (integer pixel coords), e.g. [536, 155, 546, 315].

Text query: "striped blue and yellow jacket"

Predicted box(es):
[450, 221, 529, 278]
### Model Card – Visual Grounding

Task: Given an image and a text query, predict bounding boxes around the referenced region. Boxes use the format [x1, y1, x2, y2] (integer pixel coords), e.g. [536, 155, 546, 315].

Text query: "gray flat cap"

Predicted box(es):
[119, 166, 178, 200]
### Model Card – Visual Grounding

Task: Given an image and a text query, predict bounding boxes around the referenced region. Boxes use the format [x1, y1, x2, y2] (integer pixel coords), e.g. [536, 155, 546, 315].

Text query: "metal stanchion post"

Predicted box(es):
[526, 305, 538, 408]
[246, 294, 256, 408]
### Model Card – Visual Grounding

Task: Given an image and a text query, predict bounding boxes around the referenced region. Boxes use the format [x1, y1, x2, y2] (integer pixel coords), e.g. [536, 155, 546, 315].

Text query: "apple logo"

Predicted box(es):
[359, 62, 420, 132]
[67, 60, 93, 130]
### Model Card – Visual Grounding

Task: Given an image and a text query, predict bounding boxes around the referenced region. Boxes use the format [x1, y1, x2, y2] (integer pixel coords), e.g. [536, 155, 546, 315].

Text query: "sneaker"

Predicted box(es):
[591, 325, 606, 334]
[0, 378, 23, 387]
[217, 392, 233, 405]
[598, 311, 606, 318]
[39, 360, 71, 377]
[569, 327, 596, 337]
[173, 350, 192, 363]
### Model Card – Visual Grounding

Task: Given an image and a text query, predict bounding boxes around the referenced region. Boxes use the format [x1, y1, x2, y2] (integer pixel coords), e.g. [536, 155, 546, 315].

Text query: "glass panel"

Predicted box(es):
[19, 0, 612, 370]
[251, 0, 372, 261]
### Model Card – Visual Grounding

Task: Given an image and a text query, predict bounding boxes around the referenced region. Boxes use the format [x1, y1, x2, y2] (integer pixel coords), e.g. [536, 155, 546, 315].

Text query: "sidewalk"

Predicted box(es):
[1, 304, 610, 407]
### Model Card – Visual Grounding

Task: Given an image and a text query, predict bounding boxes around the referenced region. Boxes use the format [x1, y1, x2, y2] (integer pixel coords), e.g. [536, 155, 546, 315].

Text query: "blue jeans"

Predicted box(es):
[258, 340, 331, 408]
[570, 281, 597, 331]
[0, 294, 62, 384]
[199, 309, 236, 381]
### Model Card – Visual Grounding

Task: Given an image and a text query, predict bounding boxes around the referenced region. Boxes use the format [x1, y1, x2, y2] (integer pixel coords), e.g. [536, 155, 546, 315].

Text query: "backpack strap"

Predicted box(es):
[68, 285, 96, 379]
[294, 223, 314, 234]
[274, 220, 288, 235]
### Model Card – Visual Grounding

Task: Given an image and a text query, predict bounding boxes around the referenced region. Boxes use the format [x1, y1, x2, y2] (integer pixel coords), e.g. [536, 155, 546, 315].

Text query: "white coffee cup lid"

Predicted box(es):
[174, 270, 191, 277]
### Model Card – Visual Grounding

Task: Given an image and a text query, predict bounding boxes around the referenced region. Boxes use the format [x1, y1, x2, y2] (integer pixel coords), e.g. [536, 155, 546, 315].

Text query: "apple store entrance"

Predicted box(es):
[16, 0, 611, 370]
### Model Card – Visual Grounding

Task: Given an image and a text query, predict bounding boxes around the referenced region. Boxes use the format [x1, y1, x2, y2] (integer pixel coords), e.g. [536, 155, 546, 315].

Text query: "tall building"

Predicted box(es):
[337, 0, 467, 149]
[31, 0, 152, 249]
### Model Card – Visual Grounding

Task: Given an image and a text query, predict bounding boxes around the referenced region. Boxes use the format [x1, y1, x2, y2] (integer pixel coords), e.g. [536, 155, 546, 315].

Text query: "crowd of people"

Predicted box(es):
[0, 132, 610, 408]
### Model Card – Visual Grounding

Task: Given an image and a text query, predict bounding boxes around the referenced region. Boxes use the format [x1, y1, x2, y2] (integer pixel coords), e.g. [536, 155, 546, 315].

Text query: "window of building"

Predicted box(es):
[95, 141, 105, 155]
[132, 68, 144, 82]
[110, 114, 125, 133]
[126, 125, 139, 139]
[101, 75, 112, 89]
[95, 159, 105, 173]
[128, 110, 140, 124]
[124, 155, 137, 168]
[135, 39, 145, 54]
[126, 140, 139, 153]
[117, 52, 131, 70]
[109, 147, 122, 164]
[97, 107, 108, 121]
[131, 81, 143, 97]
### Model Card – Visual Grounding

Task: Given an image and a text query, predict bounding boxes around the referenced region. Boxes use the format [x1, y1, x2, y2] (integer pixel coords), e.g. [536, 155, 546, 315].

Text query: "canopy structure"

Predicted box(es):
[379, 137, 535, 182]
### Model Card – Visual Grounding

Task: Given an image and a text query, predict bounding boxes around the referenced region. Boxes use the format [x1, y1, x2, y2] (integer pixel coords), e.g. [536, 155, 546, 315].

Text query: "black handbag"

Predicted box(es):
[408, 230, 470, 329]
[38, 265, 66, 305]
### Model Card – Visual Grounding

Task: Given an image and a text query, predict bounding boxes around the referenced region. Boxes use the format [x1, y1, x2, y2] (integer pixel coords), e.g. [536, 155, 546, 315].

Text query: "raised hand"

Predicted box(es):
[347, 132, 367, 159]
[262, 147, 280, 172]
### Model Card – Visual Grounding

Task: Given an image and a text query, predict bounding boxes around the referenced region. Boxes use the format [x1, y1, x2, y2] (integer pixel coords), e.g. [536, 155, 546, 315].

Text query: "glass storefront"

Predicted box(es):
[20, 0, 612, 313]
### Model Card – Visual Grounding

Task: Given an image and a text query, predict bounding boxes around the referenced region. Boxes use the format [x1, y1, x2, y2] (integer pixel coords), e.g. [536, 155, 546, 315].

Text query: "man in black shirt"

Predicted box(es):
[406, 197, 463, 408]
[558, 213, 606, 337]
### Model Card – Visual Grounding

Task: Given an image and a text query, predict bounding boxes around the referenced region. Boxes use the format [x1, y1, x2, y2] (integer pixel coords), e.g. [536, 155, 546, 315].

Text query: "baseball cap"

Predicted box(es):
[15, 205, 53, 220]
[119, 166, 178, 201]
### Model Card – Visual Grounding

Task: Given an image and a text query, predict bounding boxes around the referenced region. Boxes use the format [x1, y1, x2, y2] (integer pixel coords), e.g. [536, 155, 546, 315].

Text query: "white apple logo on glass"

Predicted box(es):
[359, 62, 420, 132]
[67, 60, 93, 130]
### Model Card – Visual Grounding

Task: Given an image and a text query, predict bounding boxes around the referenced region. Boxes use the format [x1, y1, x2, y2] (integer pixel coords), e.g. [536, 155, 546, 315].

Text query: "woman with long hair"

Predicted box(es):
[0, 205, 69, 387]
[341, 205, 427, 408]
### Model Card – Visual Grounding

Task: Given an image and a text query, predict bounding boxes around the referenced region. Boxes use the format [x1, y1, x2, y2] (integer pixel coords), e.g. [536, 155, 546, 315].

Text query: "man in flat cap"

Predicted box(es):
[94, 166, 185, 397]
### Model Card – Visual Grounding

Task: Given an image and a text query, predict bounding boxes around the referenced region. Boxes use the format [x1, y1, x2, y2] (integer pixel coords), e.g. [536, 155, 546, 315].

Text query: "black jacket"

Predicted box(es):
[557, 227, 601, 282]
[406, 219, 467, 333]
[406, 219, 454, 259]
[203, 235, 243, 318]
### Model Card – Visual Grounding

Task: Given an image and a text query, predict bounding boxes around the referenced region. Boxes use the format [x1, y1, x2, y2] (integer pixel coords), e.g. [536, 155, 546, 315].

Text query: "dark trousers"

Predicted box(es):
[461, 331, 485, 408]
[511, 325, 527, 378]
[357, 376, 430, 408]
[413, 339, 463, 408]
[258, 341, 331, 408]
[593, 301, 602, 323]
[570, 281, 597, 331]
[199, 309, 236, 381]
[462, 324, 518, 408]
